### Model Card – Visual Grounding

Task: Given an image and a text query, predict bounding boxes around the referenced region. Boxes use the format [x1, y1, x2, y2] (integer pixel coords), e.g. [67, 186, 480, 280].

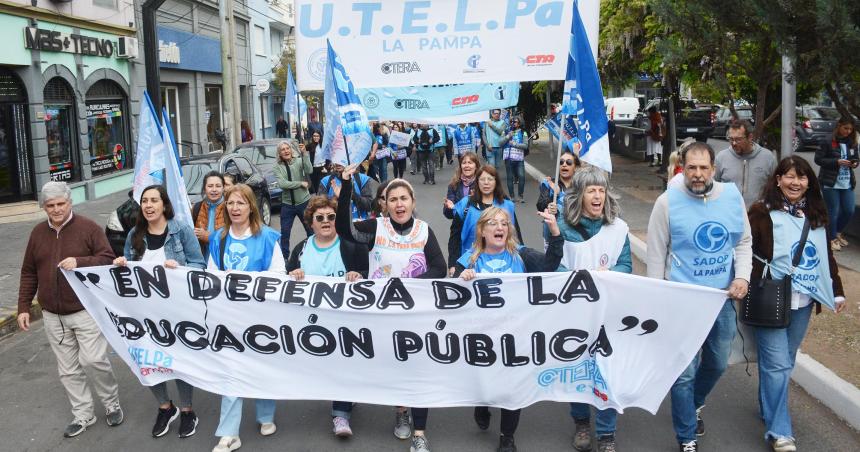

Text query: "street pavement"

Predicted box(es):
[0, 138, 858, 451]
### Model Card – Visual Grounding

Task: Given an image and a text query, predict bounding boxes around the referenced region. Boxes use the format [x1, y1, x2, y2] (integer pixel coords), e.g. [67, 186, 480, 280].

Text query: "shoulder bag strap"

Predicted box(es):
[572, 222, 593, 241]
[219, 233, 228, 271]
[790, 217, 811, 273]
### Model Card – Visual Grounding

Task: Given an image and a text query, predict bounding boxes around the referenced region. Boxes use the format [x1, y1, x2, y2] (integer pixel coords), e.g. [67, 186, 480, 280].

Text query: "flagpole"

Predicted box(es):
[295, 90, 304, 142]
[342, 129, 351, 166]
[551, 113, 566, 200]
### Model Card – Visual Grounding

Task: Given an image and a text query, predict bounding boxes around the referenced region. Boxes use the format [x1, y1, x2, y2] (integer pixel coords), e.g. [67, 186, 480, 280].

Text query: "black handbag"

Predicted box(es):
[740, 217, 810, 328]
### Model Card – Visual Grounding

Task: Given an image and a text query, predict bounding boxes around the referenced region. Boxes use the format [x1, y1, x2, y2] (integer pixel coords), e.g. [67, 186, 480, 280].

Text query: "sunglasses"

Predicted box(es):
[314, 213, 336, 222]
[559, 159, 575, 166]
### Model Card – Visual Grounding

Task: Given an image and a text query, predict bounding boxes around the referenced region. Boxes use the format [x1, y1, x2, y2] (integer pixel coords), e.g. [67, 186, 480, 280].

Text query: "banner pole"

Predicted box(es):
[295, 90, 304, 142]
[551, 113, 566, 200]
[342, 130, 352, 166]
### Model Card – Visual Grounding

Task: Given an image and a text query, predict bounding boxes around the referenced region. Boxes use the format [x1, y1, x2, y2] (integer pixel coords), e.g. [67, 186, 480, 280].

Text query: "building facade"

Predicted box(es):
[0, 0, 139, 204]
[248, 0, 293, 140]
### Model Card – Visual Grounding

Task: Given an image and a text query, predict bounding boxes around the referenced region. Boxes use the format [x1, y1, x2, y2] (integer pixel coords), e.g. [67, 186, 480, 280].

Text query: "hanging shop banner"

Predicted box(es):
[64, 264, 728, 413]
[358, 82, 519, 121]
[295, 0, 598, 90]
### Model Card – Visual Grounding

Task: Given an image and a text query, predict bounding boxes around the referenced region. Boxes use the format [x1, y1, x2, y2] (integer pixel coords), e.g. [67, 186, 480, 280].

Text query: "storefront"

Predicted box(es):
[0, 68, 33, 202]
[86, 80, 130, 177]
[44, 77, 80, 182]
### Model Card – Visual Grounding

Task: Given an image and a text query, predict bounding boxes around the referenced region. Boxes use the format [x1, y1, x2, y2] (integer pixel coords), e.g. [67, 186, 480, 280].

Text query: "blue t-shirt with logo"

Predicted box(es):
[301, 236, 347, 277]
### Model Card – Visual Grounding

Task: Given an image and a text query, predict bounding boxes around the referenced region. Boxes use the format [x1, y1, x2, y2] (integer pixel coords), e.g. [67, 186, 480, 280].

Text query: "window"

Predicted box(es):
[254, 25, 266, 56]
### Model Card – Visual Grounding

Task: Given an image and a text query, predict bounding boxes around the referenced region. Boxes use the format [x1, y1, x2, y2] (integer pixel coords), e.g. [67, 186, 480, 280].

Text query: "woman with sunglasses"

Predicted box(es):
[448, 165, 523, 276]
[286, 195, 368, 439]
[537, 151, 580, 244]
[501, 117, 529, 203]
[335, 167, 447, 452]
[454, 206, 563, 452]
[114, 185, 206, 439]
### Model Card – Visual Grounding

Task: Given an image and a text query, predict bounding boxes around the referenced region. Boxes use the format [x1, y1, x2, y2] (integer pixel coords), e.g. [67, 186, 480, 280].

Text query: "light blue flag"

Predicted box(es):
[160, 109, 194, 229]
[284, 65, 308, 119]
[544, 113, 581, 153]
[321, 40, 373, 166]
[132, 91, 167, 205]
[561, 1, 611, 172]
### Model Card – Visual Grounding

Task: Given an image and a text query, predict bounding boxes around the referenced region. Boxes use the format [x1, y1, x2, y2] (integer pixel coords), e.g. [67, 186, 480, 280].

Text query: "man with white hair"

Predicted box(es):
[17, 181, 123, 438]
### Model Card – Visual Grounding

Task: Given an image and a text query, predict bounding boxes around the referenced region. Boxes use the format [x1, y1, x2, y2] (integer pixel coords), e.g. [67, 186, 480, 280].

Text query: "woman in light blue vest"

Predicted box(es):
[208, 184, 285, 452]
[748, 156, 846, 452]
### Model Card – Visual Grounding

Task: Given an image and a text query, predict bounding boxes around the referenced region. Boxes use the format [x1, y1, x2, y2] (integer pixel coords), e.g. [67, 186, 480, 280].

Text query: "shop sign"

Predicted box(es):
[50, 161, 73, 181]
[159, 40, 180, 64]
[86, 103, 123, 119]
[91, 144, 126, 174]
[24, 27, 115, 58]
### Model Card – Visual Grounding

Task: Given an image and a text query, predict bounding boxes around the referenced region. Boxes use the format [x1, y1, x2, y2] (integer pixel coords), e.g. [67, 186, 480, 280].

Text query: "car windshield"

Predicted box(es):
[807, 108, 840, 120]
[182, 162, 217, 195]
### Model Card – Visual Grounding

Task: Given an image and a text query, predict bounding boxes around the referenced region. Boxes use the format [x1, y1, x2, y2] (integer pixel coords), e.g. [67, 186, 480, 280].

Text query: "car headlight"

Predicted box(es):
[106, 210, 123, 232]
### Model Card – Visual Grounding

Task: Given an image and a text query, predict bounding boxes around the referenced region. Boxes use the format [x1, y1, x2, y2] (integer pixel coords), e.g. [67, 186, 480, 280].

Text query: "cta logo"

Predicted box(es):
[463, 54, 485, 73]
[694, 221, 729, 253]
[791, 241, 820, 271]
[394, 98, 430, 109]
[520, 54, 556, 66]
[452, 94, 480, 107]
[381, 61, 421, 74]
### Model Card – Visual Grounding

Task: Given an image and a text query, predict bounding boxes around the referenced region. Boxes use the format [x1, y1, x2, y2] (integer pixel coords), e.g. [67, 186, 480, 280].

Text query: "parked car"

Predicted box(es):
[634, 98, 715, 142]
[794, 106, 841, 151]
[231, 139, 286, 210]
[181, 152, 272, 225]
[713, 106, 755, 138]
[605, 97, 641, 126]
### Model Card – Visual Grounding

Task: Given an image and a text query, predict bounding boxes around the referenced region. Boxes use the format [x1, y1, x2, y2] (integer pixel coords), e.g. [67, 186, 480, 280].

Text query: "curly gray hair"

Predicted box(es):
[562, 166, 621, 225]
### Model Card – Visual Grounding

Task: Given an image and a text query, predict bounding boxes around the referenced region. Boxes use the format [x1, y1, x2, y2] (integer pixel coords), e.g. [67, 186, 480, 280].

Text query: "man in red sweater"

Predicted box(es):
[17, 181, 124, 438]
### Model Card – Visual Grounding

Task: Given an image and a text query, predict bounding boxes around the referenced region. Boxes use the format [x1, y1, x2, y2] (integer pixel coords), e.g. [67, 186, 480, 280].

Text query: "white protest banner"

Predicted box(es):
[63, 264, 726, 413]
[295, 0, 599, 90]
[388, 130, 412, 147]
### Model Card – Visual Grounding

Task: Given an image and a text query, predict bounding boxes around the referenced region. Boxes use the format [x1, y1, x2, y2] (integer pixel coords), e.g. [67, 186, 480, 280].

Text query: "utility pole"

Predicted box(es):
[218, 0, 241, 149]
[142, 0, 167, 113]
[781, 51, 796, 158]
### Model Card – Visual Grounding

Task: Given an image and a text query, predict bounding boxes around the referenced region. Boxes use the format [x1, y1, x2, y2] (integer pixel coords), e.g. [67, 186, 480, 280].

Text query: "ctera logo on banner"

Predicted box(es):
[358, 82, 518, 121]
[294, 0, 599, 90]
[64, 264, 728, 412]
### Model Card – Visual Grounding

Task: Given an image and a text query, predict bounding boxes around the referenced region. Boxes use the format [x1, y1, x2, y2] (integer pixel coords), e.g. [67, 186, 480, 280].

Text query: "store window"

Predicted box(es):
[0, 68, 33, 202]
[44, 77, 79, 182]
[205, 86, 224, 151]
[86, 80, 130, 177]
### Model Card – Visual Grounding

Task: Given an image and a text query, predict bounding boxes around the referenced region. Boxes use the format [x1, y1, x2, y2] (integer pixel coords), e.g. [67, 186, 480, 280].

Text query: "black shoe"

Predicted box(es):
[679, 440, 698, 452]
[474, 407, 491, 430]
[152, 403, 179, 437]
[430, 180, 436, 185]
[178, 411, 198, 438]
[410, 171, 416, 175]
[696, 407, 705, 436]
[498, 434, 517, 452]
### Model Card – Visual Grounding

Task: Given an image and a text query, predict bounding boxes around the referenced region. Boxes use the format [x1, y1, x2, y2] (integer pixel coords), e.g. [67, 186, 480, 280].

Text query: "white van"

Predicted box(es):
[605, 97, 641, 125]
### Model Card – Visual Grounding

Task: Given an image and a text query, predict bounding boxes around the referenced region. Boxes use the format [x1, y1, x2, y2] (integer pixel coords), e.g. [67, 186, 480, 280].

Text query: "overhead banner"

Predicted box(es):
[295, 0, 599, 90]
[358, 82, 519, 121]
[384, 110, 491, 125]
[63, 265, 726, 413]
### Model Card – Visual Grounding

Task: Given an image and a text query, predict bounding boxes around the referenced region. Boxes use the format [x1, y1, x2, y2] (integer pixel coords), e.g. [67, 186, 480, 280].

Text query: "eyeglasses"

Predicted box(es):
[487, 220, 510, 227]
[559, 159, 575, 166]
[727, 137, 748, 144]
[314, 213, 336, 222]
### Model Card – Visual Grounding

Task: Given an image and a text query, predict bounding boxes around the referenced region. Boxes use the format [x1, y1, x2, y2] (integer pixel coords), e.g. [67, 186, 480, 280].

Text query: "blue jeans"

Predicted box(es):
[755, 304, 813, 441]
[373, 157, 389, 182]
[505, 159, 525, 198]
[216, 396, 276, 437]
[670, 299, 737, 442]
[279, 200, 311, 258]
[332, 401, 353, 419]
[569, 403, 618, 437]
[822, 187, 856, 238]
[487, 147, 503, 172]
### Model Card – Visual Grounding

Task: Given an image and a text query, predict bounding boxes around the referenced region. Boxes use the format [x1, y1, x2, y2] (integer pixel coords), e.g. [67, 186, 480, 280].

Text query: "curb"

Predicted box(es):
[526, 160, 860, 431]
[0, 302, 42, 340]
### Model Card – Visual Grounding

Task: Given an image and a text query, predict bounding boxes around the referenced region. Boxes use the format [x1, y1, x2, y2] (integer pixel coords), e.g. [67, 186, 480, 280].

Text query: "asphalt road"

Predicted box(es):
[1, 141, 858, 451]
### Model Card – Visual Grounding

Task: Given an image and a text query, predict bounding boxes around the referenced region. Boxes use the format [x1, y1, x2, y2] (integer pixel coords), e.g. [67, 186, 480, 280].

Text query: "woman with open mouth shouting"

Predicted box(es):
[453, 206, 564, 452]
[557, 167, 631, 452]
[286, 195, 368, 439]
[335, 167, 447, 452]
[114, 184, 206, 440]
[448, 165, 523, 277]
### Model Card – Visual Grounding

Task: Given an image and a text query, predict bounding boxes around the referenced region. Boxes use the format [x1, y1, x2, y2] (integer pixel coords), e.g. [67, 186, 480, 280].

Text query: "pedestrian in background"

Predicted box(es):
[484, 109, 507, 171]
[305, 130, 326, 194]
[274, 139, 313, 259]
[502, 117, 529, 203]
[240, 120, 254, 143]
[815, 116, 859, 251]
[275, 115, 288, 138]
[747, 156, 845, 452]
[715, 120, 777, 207]
[389, 123, 409, 179]
[433, 124, 448, 170]
[412, 124, 440, 185]
[114, 184, 205, 439]
[646, 106, 664, 167]
[17, 181, 123, 438]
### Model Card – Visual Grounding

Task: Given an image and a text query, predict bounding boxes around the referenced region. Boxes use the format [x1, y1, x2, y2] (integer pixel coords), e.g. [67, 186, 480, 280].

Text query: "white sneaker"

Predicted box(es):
[212, 436, 242, 452]
[260, 422, 277, 436]
[393, 410, 412, 439]
[771, 437, 797, 452]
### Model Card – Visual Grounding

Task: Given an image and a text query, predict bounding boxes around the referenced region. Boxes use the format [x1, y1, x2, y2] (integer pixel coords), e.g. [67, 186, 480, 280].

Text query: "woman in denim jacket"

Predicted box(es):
[113, 184, 205, 439]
